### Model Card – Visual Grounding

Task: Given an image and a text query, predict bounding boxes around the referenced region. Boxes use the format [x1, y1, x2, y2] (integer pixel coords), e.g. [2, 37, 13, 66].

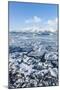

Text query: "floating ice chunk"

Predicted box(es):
[9, 57, 15, 63]
[23, 55, 30, 63]
[40, 69, 48, 75]
[49, 68, 58, 77]
[45, 52, 58, 61]
[28, 50, 45, 59]
[20, 63, 33, 75]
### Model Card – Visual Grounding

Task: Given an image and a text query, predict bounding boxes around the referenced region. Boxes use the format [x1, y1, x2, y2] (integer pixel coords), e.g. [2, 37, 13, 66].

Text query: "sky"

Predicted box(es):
[8, 2, 58, 32]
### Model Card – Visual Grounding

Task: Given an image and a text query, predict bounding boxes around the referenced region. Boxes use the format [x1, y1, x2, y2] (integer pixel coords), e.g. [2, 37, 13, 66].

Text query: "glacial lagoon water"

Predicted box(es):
[9, 32, 58, 88]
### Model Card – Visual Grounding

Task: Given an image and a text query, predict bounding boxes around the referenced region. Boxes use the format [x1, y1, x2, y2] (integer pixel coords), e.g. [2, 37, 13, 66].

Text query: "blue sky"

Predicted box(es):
[9, 2, 58, 32]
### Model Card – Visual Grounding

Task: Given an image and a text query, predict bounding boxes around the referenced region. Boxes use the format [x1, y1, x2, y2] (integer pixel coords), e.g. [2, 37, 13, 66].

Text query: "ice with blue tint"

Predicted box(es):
[9, 31, 58, 88]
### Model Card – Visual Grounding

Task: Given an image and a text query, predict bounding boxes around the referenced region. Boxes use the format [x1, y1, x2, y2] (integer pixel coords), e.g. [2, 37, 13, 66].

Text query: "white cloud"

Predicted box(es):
[47, 18, 58, 32]
[25, 16, 41, 24]
[48, 18, 58, 26]
[22, 17, 58, 32]
[33, 16, 41, 23]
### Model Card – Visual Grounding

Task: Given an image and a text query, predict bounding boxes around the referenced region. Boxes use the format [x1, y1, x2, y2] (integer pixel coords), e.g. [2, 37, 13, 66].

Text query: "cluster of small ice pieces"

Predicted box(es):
[9, 32, 58, 88]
